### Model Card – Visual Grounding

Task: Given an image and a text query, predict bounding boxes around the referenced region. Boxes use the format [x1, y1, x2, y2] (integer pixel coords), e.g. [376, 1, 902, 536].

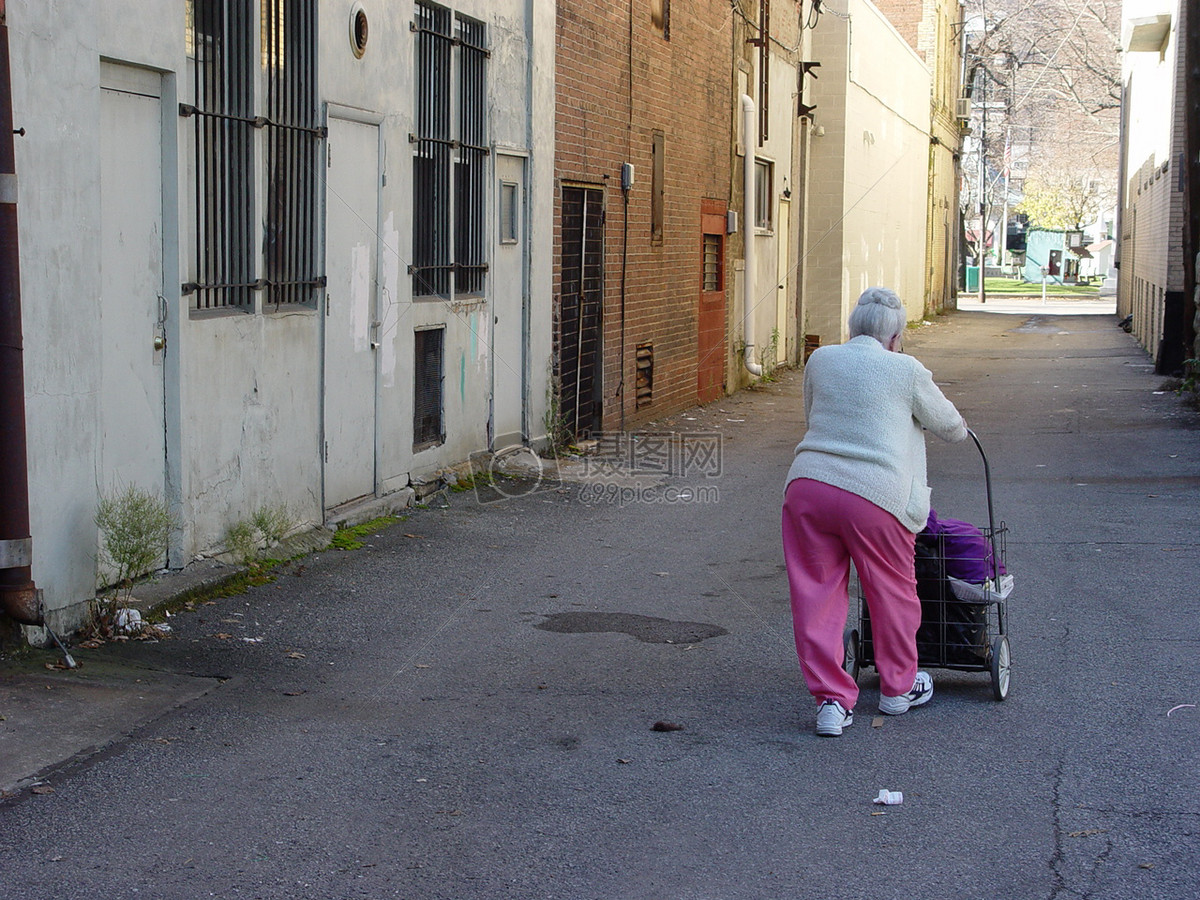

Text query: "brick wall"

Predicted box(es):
[555, 1, 733, 433]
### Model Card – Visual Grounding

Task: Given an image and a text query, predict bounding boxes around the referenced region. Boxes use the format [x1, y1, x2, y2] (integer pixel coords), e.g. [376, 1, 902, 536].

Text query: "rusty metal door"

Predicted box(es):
[698, 204, 727, 404]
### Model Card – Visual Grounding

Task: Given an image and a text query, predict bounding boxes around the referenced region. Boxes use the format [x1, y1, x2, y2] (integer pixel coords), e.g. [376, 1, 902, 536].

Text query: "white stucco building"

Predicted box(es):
[1116, 0, 1190, 373]
[802, 0, 934, 343]
[7, 0, 553, 633]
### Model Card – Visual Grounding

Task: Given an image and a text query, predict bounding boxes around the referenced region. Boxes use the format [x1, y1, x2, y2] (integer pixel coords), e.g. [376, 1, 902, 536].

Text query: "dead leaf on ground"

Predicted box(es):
[617, 758, 631, 764]
[1139, 863, 1155, 870]
[404, 534, 423, 539]
[31, 785, 55, 795]
[79, 639, 103, 649]
[285, 651, 306, 659]
[214, 633, 233, 640]
[283, 690, 307, 697]
[1068, 829, 1106, 838]
[872, 717, 884, 728]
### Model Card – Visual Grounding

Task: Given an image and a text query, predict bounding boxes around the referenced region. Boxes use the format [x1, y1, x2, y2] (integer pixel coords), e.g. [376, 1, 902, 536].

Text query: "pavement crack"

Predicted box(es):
[1048, 757, 1070, 900]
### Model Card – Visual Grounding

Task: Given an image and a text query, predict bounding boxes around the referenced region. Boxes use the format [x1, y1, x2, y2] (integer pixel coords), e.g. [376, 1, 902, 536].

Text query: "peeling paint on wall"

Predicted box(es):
[380, 213, 401, 388]
[351, 243, 371, 352]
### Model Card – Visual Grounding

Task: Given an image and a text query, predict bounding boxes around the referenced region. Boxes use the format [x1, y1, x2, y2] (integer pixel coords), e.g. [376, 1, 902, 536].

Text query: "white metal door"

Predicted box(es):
[323, 116, 380, 509]
[99, 65, 166, 498]
[491, 153, 527, 449]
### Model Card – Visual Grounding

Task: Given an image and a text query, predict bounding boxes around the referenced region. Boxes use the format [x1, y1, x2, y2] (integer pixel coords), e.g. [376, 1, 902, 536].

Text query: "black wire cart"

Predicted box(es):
[843, 430, 1012, 700]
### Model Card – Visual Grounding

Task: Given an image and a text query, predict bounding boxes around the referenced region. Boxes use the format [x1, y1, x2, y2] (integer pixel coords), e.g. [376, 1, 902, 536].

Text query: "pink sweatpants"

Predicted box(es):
[781, 478, 921, 710]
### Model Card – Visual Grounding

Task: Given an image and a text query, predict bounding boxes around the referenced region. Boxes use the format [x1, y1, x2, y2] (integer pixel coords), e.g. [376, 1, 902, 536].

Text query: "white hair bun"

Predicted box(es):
[857, 287, 902, 309]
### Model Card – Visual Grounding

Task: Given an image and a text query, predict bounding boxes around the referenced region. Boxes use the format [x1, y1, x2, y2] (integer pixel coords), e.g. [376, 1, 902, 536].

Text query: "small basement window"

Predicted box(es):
[414, 327, 445, 450]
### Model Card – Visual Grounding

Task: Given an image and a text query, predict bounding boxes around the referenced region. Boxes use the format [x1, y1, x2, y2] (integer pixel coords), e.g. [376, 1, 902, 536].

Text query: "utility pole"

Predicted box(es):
[977, 55, 987, 303]
[975, 0, 987, 305]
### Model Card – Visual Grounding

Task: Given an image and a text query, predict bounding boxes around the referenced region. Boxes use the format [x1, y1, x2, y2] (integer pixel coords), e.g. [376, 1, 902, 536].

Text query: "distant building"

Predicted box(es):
[1022, 228, 1086, 285]
[1117, 0, 1192, 373]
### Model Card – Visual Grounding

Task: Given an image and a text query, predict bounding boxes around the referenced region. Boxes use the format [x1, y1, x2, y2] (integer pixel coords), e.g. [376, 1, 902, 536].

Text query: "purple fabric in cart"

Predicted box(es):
[921, 509, 1006, 582]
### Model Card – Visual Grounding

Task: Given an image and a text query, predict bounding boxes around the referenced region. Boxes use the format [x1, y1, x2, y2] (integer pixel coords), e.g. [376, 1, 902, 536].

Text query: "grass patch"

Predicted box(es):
[981, 277, 1101, 296]
[330, 515, 402, 551]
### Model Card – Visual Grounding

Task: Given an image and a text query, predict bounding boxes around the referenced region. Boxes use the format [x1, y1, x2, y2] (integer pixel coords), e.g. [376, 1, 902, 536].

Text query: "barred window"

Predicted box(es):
[188, 0, 255, 311]
[412, 1, 488, 299]
[185, 0, 322, 312]
[262, 0, 322, 308]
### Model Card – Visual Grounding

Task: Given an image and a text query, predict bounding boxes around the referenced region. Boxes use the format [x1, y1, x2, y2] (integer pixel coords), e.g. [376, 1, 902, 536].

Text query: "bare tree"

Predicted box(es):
[961, 0, 1121, 271]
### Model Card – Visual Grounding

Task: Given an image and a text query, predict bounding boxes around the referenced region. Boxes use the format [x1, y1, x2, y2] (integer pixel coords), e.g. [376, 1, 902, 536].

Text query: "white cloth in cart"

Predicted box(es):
[948, 573, 1014, 602]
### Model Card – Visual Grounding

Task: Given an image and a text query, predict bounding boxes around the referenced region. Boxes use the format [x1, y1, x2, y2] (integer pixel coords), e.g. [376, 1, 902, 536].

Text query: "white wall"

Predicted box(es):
[805, 0, 932, 343]
[8, 0, 554, 631]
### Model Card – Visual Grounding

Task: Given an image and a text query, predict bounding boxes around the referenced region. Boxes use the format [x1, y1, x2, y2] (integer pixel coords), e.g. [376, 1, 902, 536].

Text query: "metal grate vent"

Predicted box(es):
[702, 234, 721, 291]
[636, 342, 654, 409]
[414, 328, 445, 449]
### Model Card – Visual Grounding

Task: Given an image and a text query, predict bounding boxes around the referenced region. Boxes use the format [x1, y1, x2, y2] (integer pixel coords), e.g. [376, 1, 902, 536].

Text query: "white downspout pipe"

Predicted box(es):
[741, 94, 763, 376]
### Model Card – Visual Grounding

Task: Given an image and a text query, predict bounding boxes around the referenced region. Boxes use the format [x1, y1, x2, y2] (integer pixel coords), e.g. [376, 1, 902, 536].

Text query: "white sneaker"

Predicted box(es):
[879, 671, 933, 716]
[815, 699, 854, 737]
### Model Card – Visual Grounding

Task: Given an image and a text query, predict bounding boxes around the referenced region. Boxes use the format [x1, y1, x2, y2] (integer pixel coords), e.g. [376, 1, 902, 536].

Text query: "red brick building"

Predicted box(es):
[554, 1, 733, 437]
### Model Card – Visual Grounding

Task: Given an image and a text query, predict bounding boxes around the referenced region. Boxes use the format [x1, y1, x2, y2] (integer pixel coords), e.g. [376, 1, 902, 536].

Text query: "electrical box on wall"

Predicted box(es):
[726, 210, 738, 234]
[621, 163, 635, 191]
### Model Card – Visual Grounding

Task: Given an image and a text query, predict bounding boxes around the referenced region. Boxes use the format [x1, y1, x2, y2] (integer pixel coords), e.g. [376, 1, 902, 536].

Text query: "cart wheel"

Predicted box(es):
[843, 628, 861, 683]
[990, 635, 1011, 701]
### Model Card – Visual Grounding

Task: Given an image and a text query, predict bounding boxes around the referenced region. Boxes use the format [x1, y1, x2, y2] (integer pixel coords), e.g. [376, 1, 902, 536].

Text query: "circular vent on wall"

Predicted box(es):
[350, 4, 369, 59]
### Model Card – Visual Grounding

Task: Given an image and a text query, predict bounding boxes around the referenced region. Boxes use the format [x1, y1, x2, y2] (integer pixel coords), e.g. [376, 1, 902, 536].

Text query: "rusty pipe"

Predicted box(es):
[0, 11, 42, 626]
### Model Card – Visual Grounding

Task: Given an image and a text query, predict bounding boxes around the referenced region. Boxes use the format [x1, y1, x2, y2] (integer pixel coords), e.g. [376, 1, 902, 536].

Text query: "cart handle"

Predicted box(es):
[966, 428, 1001, 581]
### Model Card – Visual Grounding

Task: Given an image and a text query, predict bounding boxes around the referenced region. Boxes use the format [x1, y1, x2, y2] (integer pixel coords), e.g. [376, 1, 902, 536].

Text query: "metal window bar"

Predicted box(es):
[263, 0, 322, 308]
[190, 0, 255, 311]
[455, 14, 487, 295]
[412, 2, 452, 299]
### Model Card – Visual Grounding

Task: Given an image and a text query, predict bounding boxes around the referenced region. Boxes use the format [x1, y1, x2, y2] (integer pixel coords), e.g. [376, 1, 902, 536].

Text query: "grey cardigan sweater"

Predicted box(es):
[786, 335, 968, 532]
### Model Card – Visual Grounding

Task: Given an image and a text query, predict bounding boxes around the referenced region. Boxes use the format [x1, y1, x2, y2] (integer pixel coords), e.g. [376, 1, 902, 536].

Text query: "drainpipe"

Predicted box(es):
[741, 93, 763, 377]
[0, 2, 42, 626]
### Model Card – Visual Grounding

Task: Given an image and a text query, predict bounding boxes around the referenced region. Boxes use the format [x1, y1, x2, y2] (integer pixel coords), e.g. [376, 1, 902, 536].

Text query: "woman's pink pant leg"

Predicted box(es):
[782, 479, 921, 709]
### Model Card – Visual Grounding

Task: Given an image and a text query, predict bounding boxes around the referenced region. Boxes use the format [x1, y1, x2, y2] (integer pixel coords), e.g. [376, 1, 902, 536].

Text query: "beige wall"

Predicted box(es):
[1118, 0, 1185, 363]
[804, 0, 933, 345]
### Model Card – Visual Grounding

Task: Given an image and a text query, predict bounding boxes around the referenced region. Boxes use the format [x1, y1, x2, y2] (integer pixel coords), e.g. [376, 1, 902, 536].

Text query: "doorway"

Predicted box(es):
[492, 153, 529, 448]
[99, 64, 167, 506]
[558, 186, 604, 437]
[323, 114, 381, 511]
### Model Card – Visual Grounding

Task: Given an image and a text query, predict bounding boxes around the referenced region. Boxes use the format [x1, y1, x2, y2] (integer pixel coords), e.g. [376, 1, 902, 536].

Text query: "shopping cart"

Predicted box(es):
[843, 430, 1012, 700]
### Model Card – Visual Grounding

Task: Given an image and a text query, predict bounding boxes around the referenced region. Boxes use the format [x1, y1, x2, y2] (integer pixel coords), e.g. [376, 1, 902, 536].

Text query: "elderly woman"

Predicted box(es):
[782, 287, 968, 737]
